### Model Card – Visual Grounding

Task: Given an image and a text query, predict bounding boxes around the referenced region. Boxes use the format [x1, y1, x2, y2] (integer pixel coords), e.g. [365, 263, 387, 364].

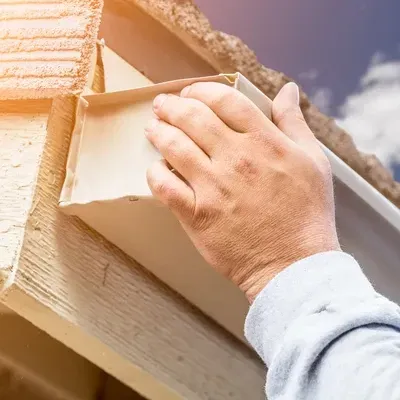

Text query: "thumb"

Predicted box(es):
[272, 82, 314, 144]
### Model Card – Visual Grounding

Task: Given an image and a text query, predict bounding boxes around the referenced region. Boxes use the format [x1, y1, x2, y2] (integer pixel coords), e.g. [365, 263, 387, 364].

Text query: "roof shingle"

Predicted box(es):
[0, 0, 103, 99]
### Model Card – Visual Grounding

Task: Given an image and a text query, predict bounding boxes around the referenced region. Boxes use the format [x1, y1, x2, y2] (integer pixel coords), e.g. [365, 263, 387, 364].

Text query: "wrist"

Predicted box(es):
[239, 267, 278, 303]
[239, 239, 342, 303]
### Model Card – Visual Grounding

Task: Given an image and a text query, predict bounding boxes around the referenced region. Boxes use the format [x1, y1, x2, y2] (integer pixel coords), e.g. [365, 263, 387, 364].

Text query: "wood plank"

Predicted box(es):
[0, 32, 100, 291]
[0, 308, 104, 400]
[100, 0, 217, 83]
[0, 99, 51, 291]
[1, 48, 265, 400]
[100, 376, 145, 400]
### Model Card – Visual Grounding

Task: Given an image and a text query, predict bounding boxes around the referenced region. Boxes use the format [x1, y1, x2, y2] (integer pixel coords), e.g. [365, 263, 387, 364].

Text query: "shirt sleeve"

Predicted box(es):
[245, 251, 400, 400]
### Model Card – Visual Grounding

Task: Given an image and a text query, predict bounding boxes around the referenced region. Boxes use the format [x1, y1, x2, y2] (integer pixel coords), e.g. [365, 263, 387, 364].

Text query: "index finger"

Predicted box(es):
[180, 82, 275, 135]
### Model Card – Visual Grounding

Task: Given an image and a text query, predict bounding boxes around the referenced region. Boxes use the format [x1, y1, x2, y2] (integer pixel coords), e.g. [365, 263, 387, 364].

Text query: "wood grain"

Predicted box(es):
[0, 99, 51, 290]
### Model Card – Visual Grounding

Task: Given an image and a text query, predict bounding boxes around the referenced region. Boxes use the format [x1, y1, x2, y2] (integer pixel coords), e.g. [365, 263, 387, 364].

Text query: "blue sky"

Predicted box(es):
[196, 0, 400, 181]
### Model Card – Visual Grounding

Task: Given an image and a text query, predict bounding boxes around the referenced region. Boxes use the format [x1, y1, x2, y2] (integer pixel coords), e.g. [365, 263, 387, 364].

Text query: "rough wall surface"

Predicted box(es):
[0, 0, 103, 99]
[130, 0, 400, 207]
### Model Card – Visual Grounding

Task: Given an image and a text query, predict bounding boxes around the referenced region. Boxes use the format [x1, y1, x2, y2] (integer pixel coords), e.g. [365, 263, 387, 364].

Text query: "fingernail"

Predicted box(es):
[285, 82, 300, 106]
[153, 94, 167, 111]
[144, 118, 159, 134]
[180, 85, 191, 97]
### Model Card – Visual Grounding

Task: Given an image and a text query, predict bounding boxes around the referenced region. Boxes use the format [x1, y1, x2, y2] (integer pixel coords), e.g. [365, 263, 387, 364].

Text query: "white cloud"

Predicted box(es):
[336, 54, 400, 171]
[299, 68, 319, 81]
[310, 87, 333, 114]
[370, 51, 386, 66]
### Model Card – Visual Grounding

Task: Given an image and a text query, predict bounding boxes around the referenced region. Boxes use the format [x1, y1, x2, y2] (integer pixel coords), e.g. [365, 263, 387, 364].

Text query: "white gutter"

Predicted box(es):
[323, 145, 400, 234]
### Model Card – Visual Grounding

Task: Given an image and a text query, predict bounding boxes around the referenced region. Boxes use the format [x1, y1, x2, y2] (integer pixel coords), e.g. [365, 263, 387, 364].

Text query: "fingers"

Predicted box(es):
[180, 82, 269, 133]
[273, 82, 328, 163]
[152, 93, 230, 156]
[147, 159, 195, 218]
[272, 82, 315, 144]
[145, 118, 209, 182]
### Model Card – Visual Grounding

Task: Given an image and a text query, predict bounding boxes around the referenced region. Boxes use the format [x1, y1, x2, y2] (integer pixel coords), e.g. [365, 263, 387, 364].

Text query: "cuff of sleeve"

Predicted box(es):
[244, 251, 375, 365]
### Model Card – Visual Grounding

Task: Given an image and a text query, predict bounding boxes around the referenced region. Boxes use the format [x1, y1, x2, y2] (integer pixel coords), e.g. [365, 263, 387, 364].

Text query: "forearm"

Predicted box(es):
[245, 251, 400, 399]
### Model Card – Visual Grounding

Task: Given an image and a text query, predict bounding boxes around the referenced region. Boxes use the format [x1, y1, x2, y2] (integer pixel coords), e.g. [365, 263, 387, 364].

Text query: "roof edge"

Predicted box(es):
[131, 0, 400, 208]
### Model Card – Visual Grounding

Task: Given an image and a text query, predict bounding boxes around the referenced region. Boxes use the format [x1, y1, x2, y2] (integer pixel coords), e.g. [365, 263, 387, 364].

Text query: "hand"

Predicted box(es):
[145, 81, 340, 302]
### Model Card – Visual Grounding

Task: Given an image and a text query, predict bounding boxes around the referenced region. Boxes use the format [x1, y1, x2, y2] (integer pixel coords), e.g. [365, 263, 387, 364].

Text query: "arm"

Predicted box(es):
[246, 251, 400, 399]
[145, 80, 400, 399]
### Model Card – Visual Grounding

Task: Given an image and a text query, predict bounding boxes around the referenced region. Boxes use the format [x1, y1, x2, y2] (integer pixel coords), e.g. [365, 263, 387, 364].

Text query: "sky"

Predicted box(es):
[195, 0, 400, 181]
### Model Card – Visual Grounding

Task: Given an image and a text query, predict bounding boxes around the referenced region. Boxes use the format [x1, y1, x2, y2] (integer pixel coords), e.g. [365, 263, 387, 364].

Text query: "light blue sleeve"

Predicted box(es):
[245, 251, 400, 400]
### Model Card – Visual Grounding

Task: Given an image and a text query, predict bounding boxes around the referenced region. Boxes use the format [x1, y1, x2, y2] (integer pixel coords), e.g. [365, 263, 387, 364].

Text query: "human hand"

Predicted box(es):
[145, 81, 340, 302]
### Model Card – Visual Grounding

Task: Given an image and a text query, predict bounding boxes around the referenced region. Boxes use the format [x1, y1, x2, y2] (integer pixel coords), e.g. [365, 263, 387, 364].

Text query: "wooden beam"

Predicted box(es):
[0, 47, 265, 400]
[0, 99, 51, 291]
[0, 309, 104, 400]
[100, 0, 217, 83]
[100, 376, 145, 400]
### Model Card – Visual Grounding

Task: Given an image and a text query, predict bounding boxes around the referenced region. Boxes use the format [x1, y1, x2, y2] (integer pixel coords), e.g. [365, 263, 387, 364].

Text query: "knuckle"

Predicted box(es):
[172, 100, 200, 125]
[163, 135, 180, 154]
[185, 102, 201, 120]
[150, 177, 175, 201]
[189, 82, 243, 113]
[162, 135, 193, 164]
[252, 131, 288, 159]
[212, 88, 237, 110]
[147, 163, 193, 213]
[152, 179, 168, 196]
[189, 82, 205, 94]
[271, 142, 288, 159]
[232, 154, 258, 178]
[215, 179, 231, 198]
